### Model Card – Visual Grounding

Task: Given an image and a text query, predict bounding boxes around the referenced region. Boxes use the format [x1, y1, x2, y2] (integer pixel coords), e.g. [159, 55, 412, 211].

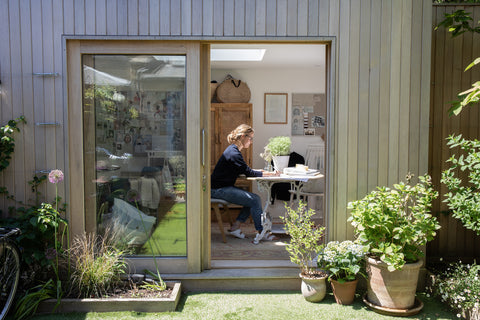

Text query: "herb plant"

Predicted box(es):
[348, 174, 440, 271]
[260, 136, 291, 162]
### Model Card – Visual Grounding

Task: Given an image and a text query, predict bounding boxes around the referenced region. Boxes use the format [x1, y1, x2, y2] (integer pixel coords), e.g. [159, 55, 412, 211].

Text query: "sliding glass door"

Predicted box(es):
[67, 41, 203, 273]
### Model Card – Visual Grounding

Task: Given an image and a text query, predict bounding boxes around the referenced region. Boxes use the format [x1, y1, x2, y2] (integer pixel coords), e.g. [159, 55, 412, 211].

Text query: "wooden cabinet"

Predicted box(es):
[210, 103, 252, 191]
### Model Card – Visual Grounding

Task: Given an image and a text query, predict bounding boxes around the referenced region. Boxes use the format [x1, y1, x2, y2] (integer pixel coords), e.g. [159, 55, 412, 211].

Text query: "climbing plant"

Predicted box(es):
[0, 115, 26, 173]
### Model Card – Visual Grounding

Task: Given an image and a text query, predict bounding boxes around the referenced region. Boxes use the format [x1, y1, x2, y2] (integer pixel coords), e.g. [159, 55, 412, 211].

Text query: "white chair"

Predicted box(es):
[289, 144, 325, 218]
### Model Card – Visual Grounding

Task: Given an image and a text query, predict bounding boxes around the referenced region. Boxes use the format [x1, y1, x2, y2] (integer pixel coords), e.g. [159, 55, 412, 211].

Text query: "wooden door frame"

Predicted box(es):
[66, 39, 202, 273]
[203, 39, 335, 268]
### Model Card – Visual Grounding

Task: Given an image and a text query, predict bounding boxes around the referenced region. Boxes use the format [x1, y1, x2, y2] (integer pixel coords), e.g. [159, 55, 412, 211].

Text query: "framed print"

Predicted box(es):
[264, 93, 288, 124]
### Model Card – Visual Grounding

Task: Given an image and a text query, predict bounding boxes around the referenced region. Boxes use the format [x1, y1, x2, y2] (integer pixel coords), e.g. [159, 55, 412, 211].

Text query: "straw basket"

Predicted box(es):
[216, 76, 251, 103]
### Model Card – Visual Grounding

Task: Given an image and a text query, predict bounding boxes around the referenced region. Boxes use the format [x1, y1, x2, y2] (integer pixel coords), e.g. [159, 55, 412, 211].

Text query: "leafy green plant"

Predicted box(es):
[318, 240, 367, 283]
[427, 261, 480, 319]
[436, 10, 480, 116]
[441, 134, 480, 235]
[260, 136, 291, 162]
[280, 201, 325, 277]
[0, 115, 26, 173]
[348, 174, 440, 271]
[15, 279, 56, 320]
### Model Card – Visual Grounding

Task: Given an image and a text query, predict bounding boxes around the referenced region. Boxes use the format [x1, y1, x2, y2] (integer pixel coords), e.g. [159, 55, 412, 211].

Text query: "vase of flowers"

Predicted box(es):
[318, 240, 367, 305]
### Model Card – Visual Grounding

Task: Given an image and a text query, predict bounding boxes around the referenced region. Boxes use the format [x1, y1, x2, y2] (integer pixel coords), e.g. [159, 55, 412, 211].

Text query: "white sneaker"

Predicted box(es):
[252, 233, 263, 245]
[228, 229, 245, 239]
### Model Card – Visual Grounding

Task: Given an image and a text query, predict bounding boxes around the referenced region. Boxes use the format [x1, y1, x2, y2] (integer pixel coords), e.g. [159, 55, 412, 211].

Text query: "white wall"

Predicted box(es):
[211, 66, 326, 169]
[212, 65, 326, 220]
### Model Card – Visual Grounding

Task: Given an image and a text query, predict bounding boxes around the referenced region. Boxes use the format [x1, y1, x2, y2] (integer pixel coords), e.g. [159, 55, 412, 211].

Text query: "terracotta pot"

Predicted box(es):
[366, 257, 423, 309]
[300, 273, 327, 302]
[331, 279, 358, 305]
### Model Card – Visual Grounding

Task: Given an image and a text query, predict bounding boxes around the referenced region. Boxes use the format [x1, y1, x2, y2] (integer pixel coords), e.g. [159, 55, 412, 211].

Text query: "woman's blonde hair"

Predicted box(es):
[227, 124, 254, 144]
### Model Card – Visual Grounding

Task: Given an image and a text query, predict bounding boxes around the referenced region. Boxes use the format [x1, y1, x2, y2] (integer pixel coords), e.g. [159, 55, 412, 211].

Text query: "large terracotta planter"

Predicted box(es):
[366, 257, 423, 309]
[300, 273, 327, 302]
[331, 279, 358, 305]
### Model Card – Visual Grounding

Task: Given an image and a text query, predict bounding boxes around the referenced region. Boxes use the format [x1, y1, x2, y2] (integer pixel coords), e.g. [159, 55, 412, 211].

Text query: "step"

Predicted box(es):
[162, 263, 301, 292]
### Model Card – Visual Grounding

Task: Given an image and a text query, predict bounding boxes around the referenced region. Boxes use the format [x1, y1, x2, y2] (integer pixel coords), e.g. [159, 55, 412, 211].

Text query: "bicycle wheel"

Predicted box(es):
[0, 241, 21, 320]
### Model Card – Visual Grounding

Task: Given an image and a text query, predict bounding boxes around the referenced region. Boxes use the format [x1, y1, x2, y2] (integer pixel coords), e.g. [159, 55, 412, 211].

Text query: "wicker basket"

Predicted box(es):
[216, 75, 251, 103]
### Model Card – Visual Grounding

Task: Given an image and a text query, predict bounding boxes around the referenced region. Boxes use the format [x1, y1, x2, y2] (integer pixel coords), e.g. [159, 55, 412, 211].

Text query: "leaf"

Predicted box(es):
[465, 57, 480, 71]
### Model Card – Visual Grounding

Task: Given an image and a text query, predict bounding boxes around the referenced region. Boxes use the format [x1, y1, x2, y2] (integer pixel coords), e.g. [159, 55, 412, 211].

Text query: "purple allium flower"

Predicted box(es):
[48, 169, 64, 184]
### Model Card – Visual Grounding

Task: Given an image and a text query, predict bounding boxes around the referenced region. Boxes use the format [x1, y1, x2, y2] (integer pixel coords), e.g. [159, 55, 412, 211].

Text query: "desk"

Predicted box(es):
[248, 173, 324, 244]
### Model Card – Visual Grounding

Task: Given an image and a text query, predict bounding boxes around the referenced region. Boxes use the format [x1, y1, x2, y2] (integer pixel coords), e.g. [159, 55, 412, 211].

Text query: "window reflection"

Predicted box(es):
[82, 55, 187, 256]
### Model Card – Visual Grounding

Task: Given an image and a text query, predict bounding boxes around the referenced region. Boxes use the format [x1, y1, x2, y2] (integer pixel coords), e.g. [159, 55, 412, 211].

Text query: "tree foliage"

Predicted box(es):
[441, 135, 480, 235]
[436, 10, 480, 115]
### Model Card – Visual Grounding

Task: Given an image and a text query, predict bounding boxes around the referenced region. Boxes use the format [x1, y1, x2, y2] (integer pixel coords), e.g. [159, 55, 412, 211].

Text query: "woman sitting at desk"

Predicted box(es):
[211, 124, 279, 243]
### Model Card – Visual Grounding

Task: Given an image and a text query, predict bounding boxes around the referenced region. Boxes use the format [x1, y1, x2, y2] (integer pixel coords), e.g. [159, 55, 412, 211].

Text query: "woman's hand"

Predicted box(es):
[261, 170, 280, 177]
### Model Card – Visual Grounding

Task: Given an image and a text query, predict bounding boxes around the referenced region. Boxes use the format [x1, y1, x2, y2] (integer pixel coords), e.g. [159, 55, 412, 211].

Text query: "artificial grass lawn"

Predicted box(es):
[140, 202, 186, 256]
[28, 291, 457, 320]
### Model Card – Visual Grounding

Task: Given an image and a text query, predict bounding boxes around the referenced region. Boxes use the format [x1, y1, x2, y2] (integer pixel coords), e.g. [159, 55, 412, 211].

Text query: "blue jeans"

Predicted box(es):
[211, 186, 263, 231]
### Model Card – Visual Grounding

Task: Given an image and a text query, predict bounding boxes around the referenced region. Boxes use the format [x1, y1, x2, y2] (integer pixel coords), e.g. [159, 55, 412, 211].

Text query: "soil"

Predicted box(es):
[107, 286, 174, 299]
[63, 281, 174, 299]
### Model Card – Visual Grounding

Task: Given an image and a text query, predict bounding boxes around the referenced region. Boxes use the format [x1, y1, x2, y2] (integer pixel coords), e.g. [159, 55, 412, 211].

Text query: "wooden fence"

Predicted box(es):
[428, 4, 480, 262]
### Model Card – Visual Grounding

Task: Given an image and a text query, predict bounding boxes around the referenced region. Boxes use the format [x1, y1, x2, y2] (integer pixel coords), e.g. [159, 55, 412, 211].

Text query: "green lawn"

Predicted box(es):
[27, 291, 457, 320]
[139, 202, 186, 256]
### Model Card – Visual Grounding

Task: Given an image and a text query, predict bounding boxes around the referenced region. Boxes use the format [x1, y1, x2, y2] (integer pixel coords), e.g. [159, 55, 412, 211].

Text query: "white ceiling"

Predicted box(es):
[210, 44, 326, 69]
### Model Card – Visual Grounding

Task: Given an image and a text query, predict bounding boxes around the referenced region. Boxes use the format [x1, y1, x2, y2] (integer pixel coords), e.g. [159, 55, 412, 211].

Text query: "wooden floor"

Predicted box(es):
[211, 222, 292, 261]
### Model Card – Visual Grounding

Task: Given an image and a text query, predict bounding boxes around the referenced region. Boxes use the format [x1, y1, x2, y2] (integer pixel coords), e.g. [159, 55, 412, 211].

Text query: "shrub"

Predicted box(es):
[280, 201, 324, 277]
[318, 240, 367, 283]
[428, 261, 480, 319]
[441, 134, 480, 235]
[348, 174, 440, 271]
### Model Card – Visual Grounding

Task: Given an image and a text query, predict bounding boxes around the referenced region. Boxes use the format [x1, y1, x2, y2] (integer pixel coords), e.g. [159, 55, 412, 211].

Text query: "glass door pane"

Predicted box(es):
[82, 54, 186, 257]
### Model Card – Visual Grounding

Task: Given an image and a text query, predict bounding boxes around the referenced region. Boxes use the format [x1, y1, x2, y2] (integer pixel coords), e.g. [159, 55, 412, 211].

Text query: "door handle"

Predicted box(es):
[201, 128, 205, 166]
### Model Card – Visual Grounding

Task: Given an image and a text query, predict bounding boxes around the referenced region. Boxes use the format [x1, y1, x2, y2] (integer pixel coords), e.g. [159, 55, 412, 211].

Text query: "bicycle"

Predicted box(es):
[0, 227, 21, 320]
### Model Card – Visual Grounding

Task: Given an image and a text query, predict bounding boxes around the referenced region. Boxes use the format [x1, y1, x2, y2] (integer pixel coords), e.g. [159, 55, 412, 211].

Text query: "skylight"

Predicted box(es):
[210, 49, 266, 61]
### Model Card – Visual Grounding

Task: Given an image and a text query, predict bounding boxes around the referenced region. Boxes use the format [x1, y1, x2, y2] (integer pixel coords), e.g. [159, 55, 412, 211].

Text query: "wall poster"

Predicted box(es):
[291, 93, 326, 137]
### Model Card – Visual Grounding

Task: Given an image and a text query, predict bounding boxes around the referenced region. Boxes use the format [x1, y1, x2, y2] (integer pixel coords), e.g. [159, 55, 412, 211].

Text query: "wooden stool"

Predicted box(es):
[211, 198, 234, 243]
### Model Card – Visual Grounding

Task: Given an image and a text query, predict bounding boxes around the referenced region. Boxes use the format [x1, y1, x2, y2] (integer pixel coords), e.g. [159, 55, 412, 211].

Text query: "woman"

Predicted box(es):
[211, 124, 279, 243]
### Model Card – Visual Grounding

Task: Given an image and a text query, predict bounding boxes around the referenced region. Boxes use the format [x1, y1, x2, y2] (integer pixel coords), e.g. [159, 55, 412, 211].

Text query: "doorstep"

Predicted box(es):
[161, 260, 301, 292]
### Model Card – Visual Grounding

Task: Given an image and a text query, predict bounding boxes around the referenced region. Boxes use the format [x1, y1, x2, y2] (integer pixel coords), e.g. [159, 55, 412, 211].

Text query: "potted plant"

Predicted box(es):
[280, 201, 327, 302]
[318, 240, 367, 305]
[348, 173, 440, 311]
[260, 136, 291, 172]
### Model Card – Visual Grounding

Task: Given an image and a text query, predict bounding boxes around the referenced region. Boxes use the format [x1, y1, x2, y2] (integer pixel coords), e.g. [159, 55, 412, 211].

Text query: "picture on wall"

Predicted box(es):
[291, 93, 326, 137]
[264, 93, 288, 124]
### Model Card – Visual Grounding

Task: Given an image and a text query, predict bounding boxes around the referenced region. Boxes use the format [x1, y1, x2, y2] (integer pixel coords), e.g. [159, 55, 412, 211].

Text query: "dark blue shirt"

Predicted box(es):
[211, 144, 262, 189]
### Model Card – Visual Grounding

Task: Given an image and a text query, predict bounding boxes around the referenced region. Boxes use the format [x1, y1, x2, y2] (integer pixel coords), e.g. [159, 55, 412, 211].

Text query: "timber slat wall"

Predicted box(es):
[429, 4, 480, 261]
[0, 0, 432, 243]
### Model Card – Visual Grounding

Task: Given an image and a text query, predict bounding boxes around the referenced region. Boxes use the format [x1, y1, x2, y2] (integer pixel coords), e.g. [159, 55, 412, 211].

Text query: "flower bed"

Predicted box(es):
[427, 261, 480, 320]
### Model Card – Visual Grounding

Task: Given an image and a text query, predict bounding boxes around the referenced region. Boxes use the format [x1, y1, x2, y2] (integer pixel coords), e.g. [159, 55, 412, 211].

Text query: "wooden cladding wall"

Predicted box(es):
[428, 4, 480, 261]
[0, 0, 432, 243]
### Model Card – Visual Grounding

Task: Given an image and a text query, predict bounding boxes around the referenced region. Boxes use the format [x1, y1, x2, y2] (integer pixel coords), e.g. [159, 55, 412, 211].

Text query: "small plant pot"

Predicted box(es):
[331, 279, 358, 305]
[300, 273, 327, 302]
[272, 155, 290, 173]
